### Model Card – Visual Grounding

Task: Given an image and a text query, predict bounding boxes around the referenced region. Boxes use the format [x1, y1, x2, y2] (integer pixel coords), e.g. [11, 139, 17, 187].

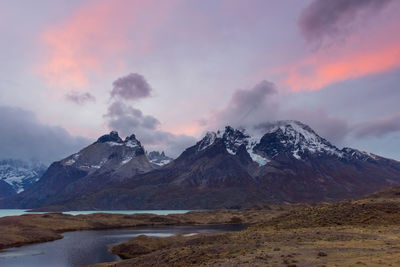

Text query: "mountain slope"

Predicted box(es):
[2, 131, 154, 208]
[2, 121, 400, 210]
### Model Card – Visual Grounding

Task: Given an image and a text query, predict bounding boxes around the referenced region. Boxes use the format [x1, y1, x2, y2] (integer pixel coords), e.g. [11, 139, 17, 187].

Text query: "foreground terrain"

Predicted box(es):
[93, 188, 400, 266]
[3, 187, 400, 266]
[0, 206, 288, 251]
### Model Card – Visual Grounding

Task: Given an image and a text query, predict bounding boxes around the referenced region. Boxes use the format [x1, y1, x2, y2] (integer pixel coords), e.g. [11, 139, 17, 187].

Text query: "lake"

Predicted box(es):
[0, 209, 192, 218]
[0, 224, 245, 267]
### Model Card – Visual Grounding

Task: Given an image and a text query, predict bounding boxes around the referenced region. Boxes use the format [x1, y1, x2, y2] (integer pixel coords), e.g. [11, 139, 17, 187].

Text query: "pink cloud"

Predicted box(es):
[36, 0, 176, 91]
[286, 40, 400, 91]
[283, 4, 400, 91]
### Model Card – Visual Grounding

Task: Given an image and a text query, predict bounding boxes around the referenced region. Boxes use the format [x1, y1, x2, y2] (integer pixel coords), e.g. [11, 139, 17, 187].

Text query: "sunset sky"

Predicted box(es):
[1, 0, 400, 163]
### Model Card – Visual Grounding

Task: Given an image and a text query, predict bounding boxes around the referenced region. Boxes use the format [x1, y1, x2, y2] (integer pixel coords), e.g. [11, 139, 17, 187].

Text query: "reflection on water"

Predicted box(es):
[0, 224, 245, 267]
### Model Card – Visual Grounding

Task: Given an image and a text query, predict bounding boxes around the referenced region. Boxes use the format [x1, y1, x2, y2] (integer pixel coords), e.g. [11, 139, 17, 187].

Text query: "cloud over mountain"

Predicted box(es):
[105, 73, 196, 157]
[0, 105, 91, 164]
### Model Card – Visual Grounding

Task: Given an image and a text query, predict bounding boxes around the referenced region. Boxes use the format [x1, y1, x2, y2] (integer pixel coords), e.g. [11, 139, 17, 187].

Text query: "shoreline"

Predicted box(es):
[0, 205, 287, 251]
[3, 198, 400, 266]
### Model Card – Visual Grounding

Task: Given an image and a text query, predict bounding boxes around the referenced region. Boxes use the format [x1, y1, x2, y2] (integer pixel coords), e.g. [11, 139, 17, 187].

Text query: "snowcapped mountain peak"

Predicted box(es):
[196, 126, 269, 166]
[0, 159, 47, 194]
[147, 151, 173, 166]
[194, 120, 389, 166]
[256, 120, 343, 159]
[124, 134, 141, 148]
[62, 130, 147, 171]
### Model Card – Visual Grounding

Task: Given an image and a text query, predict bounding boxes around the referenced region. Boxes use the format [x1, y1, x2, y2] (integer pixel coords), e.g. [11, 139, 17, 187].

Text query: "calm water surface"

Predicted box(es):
[0, 224, 246, 267]
[0, 209, 192, 218]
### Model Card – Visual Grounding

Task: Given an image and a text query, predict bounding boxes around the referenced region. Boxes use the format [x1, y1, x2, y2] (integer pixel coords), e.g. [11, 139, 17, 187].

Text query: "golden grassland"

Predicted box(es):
[93, 197, 400, 267]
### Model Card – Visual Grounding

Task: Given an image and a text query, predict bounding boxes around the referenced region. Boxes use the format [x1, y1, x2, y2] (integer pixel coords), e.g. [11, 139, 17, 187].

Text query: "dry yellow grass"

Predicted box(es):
[92, 199, 400, 266]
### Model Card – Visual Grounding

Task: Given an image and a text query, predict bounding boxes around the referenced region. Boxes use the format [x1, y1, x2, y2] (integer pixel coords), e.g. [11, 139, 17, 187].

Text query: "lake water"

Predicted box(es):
[0, 209, 192, 218]
[0, 224, 245, 267]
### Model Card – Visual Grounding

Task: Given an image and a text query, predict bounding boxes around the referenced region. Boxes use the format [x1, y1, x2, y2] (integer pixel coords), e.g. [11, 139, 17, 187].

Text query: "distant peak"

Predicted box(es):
[224, 125, 235, 133]
[96, 131, 123, 144]
[147, 150, 173, 166]
[125, 133, 138, 141]
[256, 120, 343, 159]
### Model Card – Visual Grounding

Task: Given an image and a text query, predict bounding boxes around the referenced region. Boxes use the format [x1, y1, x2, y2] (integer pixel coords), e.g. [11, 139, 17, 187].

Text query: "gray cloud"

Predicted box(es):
[65, 91, 96, 105]
[104, 101, 160, 137]
[352, 114, 400, 138]
[207, 80, 350, 146]
[111, 73, 152, 101]
[299, 0, 392, 46]
[105, 73, 196, 157]
[104, 101, 196, 157]
[210, 80, 279, 129]
[0, 106, 91, 164]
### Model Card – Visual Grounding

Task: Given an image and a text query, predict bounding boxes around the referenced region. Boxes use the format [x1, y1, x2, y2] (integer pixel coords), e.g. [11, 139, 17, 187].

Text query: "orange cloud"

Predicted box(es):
[37, 0, 175, 91]
[286, 43, 400, 91]
[284, 18, 400, 91]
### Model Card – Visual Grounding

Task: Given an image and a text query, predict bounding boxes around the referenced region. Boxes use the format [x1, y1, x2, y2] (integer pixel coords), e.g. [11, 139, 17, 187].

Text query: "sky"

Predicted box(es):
[0, 0, 400, 163]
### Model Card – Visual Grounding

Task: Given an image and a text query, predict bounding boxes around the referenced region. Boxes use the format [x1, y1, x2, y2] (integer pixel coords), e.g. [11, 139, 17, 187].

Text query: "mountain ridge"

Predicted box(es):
[2, 120, 400, 210]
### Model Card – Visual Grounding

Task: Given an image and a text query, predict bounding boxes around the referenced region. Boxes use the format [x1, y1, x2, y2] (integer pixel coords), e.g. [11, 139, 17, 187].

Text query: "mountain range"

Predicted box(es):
[0, 159, 47, 199]
[2, 120, 400, 210]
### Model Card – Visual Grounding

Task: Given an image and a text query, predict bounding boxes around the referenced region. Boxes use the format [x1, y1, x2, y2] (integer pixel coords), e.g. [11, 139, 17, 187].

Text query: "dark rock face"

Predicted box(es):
[2, 121, 400, 210]
[95, 131, 123, 144]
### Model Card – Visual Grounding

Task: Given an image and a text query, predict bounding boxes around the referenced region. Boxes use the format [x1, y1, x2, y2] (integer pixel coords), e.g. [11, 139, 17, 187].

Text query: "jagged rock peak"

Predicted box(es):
[124, 134, 142, 148]
[197, 126, 247, 152]
[95, 131, 143, 148]
[147, 151, 173, 166]
[195, 126, 268, 166]
[96, 131, 123, 144]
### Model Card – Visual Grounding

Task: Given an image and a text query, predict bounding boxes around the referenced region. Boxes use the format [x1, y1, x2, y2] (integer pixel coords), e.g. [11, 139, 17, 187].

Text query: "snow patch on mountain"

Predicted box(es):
[0, 159, 47, 194]
[197, 132, 218, 151]
[147, 151, 173, 166]
[197, 126, 269, 166]
[262, 120, 343, 159]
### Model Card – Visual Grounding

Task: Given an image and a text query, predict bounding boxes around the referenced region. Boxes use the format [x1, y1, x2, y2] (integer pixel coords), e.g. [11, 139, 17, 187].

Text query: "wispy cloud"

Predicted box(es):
[299, 0, 393, 47]
[36, 0, 176, 90]
[65, 91, 96, 105]
[353, 113, 400, 138]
